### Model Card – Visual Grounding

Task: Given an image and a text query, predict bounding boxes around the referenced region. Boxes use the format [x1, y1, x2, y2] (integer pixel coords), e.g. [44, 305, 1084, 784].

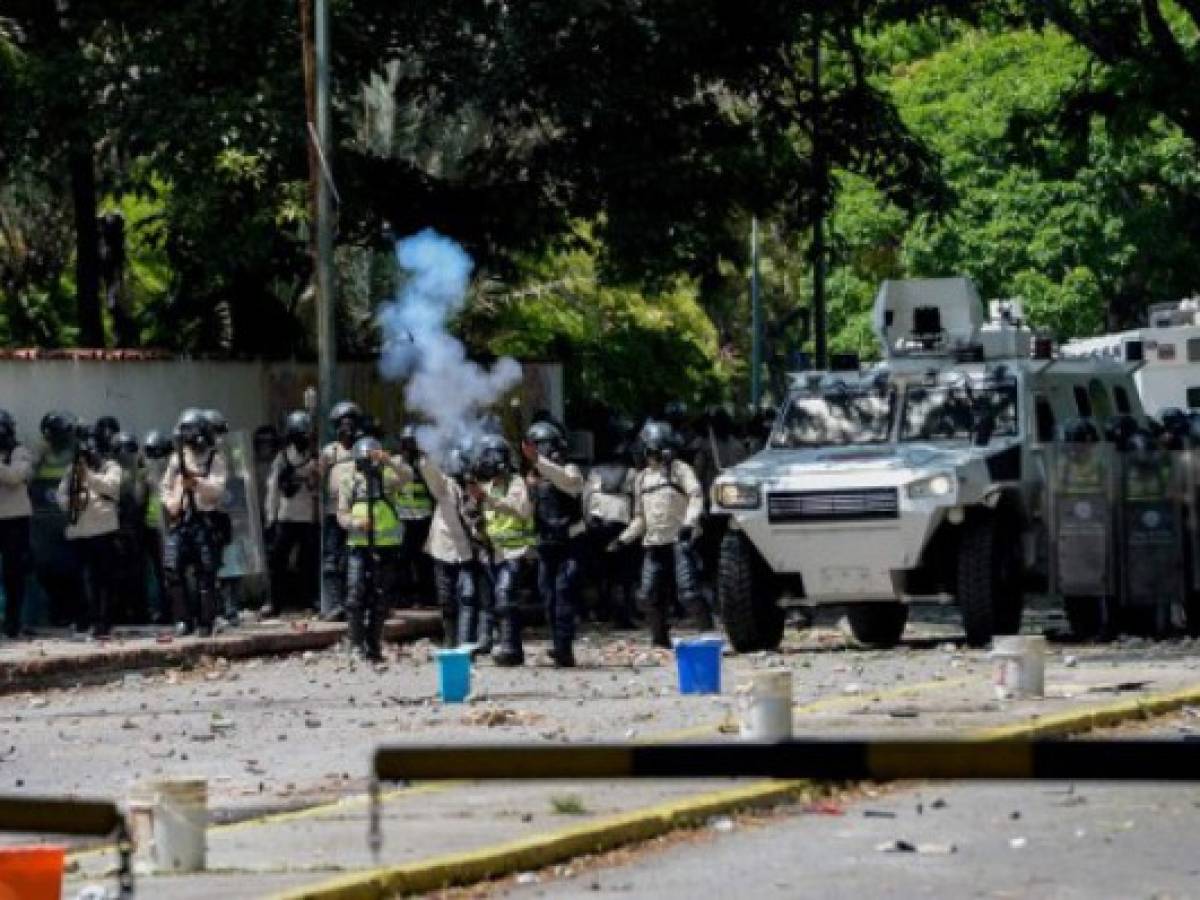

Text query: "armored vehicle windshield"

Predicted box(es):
[770, 388, 895, 448]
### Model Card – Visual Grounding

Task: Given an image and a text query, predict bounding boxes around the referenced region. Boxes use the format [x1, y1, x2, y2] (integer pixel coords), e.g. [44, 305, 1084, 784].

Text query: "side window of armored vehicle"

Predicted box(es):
[1072, 386, 1093, 418]
[1113, 386, 1131, 415]
[1087, 379, 1112, 421]
[1034, 396, 1056, 443]
[1187, 387, 1200, 411]
[1188, 338, 1200, 363]
[900, 378, 1018, 441]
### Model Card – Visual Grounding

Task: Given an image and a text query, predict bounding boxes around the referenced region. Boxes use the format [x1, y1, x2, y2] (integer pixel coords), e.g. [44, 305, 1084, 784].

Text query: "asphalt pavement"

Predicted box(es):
[496, 720, 1200, 900]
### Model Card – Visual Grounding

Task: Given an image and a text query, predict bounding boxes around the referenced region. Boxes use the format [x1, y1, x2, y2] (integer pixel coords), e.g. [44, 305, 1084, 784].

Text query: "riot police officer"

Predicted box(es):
[162, 408, 228, 636]
[94, 416, 122, 460]
[394, 424, 436, 607]
[420, 442, 477, 647]
[112, 431, 149, 622]
[1054, 418, 1112, 639]
[616, 420, 706, 647]
[32, 411, 82, 627]
[524, 420, 585, 667]
[466, 434, 535, 666]
[56, 424, 122, 637]
[142, 430, 174, 624]
[0, 411, 33, 638]
[337, 437, 412, 661]
[320, 401, 362, 621]
[583, 439, 638, 628]
[264, 410, 320, 614]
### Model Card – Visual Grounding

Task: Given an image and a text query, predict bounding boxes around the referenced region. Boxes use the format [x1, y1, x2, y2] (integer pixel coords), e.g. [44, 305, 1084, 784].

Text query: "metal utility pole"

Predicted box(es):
[750, 217, 763, 407]
[811, 8, 828, 370]
[301, 0, 338, 611]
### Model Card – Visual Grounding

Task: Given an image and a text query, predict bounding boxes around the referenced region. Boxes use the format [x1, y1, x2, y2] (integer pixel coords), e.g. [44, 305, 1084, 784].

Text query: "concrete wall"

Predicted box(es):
[0, 358, 564, 443]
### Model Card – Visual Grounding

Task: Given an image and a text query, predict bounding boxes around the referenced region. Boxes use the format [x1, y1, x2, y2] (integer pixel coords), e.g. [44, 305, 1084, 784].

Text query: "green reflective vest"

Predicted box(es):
[145, 490, 162, 529]
[394, 477, 434, 518]
[346, 475, 403, 548]
[484, 481, 536, 551]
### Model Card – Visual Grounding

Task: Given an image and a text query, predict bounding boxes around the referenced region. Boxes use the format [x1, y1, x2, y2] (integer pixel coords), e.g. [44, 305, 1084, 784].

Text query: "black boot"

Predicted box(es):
[475, 610, 495, 656]
[441, 611, 458, 649]
[648, 607, 671, 649]
[550, 639, 576, 668]
[492, 614, 524, 666]
[457, 606, 478, 647]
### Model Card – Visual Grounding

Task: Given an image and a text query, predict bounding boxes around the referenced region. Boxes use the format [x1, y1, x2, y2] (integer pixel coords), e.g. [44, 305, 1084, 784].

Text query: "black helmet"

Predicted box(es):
[444, 436, 476, 480]
[143, 430, 174, 460]
[526, 420, 567, 456]
[663, 401, 688, 424]
[202, 409, 228, 437]
[112, 431, 139, 458]
[94, 415, 121, 451]
[284, 410, 312, 442]
[41, 410, 78, 447]
[253, 424, 281, 461]
[329, 401, 362, 428]
[1060, 418, 1099, 444]
[352, 436, 383, 471]
[176, 408, 212, 450]
[639, 419, 676, 455]
[473, 433, 511, 481]
[1103, 415, 1139, 450]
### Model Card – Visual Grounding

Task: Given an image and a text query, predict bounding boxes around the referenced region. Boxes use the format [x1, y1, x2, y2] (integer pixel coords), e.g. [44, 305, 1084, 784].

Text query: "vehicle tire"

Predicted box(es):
[719, 531, 784, 653]
[1187, 592, 1200, 639]
[846, 603, 908, 649]
[957, 514, 1024, 647]
[1063, 595, 1103, 640]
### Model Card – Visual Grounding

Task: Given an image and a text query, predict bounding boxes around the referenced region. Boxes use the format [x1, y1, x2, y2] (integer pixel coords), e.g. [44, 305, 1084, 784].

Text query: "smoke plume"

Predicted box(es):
[377, 228, 522, 457]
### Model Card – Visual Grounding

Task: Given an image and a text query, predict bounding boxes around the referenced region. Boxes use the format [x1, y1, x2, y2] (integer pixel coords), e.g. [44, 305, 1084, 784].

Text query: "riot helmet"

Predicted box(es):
[526, 420, 567, 461]
[284, 410, 312, 453]
[329, 401, 362, 445]
[1103, 415, 1140, 451]
[202, 409, 228, 437]
[41, 411, 78, 451]
[0, 410, 15, 452]
[663, 401, 688, 427]
[94, 416, 121, 453]
[472, 434, 512, 482]
[1160, 407, 1189, 438]
[253, 424, 281, 463]
[74, 422, 102, 467]
[143, 430, 174, 460]
[352, 436, 383, 473]
[112, 431, 139, 466]
[639, 419, 676, 465]
[176, 408, 212, 450]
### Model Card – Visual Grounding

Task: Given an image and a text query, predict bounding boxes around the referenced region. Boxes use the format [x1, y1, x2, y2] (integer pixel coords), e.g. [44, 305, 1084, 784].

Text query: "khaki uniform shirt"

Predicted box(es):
[420, 457, 474, 564]
[619, 460, 703, 547]
[0, 446, 33, 519]
[56, 459, 122, 539]
[265, 446, 320, 525]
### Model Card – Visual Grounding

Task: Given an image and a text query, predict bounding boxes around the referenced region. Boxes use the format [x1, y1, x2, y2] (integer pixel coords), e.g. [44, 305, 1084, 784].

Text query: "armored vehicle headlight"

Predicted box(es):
[906, 473, 955, 500]
[714, 482, 761, 509]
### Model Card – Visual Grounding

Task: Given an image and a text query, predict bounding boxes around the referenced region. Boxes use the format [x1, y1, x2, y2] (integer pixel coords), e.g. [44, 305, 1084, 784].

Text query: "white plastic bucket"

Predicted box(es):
[739, 669, 794, 741]
[146, 779, 207, 873]
[991, 635, 1046, 699]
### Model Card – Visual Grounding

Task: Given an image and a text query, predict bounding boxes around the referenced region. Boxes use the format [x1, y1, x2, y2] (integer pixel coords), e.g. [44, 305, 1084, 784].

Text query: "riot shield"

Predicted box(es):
[1048, 442, 1116, 638]
[28, 445, 79, 625]
[1177, 444, 1200, 635]
[216, 431, 267, 579]
[1117, 446, 1185, 636]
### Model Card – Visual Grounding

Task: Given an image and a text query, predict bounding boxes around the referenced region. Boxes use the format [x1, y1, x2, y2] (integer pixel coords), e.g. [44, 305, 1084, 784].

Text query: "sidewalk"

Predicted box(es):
[65, 651, 1200, 899]
[0, 611, 441, 694]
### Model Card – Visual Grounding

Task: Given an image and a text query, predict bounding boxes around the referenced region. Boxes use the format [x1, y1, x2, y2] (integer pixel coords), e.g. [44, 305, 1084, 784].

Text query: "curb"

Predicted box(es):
[279, 681, 1200, 900]
[0, 612, 441, 694]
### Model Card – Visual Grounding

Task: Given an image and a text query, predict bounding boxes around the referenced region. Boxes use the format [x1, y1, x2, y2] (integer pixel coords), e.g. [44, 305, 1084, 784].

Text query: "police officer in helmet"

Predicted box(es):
[394, 423, 436, 607]
[142, 430, 174, 624]
[523, 420, 585, 666]
[320, 401, 363, 621]
[264, 410, 320, 615]
[0, 411, 33, 638]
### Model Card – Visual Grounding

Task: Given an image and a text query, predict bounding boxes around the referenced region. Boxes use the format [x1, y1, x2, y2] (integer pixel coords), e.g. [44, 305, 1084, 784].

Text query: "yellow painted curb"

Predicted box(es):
[279, 680, 1200, 900]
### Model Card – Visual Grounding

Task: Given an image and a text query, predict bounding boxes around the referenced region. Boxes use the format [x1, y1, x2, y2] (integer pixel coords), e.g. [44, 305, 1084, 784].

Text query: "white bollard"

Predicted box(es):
[739, 669, 794, 741]
[148, 779, 208, 873]
[991, 635, 1046, 700]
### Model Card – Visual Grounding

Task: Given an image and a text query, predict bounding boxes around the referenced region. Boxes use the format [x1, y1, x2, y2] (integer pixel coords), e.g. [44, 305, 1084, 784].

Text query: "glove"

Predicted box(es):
[605, 539, 622, 554]
[677, 527, 694, 544]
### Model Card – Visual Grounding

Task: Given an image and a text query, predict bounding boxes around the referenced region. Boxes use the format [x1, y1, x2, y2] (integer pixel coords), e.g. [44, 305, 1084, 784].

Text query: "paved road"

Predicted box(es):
[498, 721, 1200, 900]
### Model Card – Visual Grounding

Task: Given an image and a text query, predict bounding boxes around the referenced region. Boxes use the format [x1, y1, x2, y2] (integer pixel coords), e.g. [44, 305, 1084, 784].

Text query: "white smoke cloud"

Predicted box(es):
[377, 228, 522, 457]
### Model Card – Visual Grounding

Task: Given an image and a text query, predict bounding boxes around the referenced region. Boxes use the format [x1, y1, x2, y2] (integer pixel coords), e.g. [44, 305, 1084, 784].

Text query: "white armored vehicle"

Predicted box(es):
[713, 277, 1146, 650]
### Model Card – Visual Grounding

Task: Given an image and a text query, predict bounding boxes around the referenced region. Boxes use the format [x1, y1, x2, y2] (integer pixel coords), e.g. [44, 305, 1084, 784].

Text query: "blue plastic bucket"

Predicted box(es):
[675, 637, 724, 694]
[435, 649, 472, 703]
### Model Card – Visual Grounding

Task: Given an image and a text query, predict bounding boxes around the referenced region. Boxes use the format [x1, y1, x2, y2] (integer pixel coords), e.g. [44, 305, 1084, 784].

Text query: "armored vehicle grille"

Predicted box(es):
[767, 488, 899, 523]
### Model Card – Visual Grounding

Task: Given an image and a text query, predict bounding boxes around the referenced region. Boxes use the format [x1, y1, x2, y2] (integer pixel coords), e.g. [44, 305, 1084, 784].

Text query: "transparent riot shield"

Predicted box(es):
[1048, 442, 1116, 638]
[1117, 445, 1185, 637]
[216, 431, 267, 579]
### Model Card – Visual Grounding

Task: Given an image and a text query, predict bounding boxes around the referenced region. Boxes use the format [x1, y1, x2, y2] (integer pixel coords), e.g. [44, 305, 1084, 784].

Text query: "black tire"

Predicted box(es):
[718, 531, 784, 653]
[957, 515, 1024, 647]
[1187, 592, 1200, 639]
[846, 603, 909, 648]
[1063, 595, 1103, 640]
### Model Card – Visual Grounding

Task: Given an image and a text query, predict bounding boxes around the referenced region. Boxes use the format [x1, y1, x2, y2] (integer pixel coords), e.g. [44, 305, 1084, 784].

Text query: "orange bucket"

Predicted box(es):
[0, 845, 65, 900]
